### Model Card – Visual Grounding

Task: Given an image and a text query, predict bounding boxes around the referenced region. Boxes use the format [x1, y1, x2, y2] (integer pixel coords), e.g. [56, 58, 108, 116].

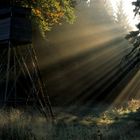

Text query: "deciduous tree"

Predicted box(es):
[15, 0, 76, 37]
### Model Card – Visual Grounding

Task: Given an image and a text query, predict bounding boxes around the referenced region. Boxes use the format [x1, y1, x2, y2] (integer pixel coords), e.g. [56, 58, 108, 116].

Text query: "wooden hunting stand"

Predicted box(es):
[0, 4, 54, 119]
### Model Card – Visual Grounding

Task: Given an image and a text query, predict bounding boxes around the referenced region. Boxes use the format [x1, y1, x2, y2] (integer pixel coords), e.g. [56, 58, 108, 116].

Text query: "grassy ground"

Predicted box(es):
[0, 99, 139, 140]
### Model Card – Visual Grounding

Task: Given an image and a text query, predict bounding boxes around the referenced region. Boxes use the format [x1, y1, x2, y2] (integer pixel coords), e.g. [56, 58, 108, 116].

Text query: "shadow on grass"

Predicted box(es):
[0, 105, 139, 140]
[105, 109, 140, 140]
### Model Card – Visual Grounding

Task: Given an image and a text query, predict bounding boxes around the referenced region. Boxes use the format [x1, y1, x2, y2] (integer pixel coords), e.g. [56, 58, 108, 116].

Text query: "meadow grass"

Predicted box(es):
[0, 99, 139, 140]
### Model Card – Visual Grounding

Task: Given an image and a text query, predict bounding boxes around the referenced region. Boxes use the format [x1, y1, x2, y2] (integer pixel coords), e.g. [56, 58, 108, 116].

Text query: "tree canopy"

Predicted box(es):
[14, 0, 76, 37]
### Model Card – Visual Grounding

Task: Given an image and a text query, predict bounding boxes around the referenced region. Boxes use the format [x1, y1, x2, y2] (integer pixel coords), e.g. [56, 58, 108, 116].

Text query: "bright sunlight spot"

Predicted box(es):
[109, 0, 139, 29]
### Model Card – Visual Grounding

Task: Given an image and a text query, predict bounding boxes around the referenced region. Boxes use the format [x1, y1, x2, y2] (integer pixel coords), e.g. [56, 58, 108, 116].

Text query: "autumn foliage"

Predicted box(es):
[15, 0, 75, 37]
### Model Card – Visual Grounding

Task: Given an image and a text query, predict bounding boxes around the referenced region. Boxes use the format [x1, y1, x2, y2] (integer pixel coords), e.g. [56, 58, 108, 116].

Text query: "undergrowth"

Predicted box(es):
[0, 99, 139, 140]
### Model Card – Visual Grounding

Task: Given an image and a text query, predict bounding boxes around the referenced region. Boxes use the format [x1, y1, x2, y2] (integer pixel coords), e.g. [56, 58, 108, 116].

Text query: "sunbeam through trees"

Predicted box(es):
[0, 0, 140, 140]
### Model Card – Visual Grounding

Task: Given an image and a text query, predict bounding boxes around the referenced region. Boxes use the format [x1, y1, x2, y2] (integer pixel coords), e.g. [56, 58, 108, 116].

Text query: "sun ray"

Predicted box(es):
[108, 0, 139, 30]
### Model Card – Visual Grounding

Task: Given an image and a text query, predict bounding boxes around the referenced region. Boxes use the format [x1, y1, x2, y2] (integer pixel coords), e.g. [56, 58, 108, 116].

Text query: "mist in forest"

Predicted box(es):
[35, 1, 139, 106]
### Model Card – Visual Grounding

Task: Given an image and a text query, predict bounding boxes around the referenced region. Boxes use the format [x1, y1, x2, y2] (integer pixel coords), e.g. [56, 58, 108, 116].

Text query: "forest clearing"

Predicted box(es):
[0, 99, 139, 140]
[0, 0, 140, 139]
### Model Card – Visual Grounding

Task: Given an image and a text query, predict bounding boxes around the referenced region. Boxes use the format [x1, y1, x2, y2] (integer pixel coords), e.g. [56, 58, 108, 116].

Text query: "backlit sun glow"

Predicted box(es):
[109, 0, 139, 30]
